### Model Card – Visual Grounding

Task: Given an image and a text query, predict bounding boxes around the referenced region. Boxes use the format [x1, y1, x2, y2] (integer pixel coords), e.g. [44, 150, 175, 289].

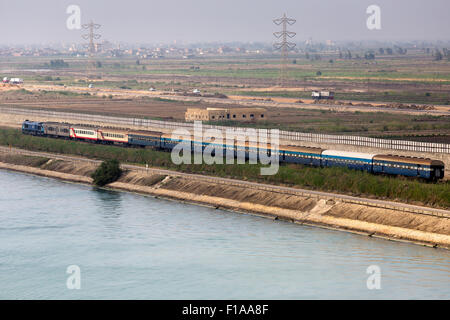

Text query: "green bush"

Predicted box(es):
[91, 159, 123, 186]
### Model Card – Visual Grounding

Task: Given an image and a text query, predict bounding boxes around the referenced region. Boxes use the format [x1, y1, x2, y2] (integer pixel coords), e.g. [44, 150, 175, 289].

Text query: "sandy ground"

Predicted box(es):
[0, 154, 449, 249]
[3, 83, 449, 116]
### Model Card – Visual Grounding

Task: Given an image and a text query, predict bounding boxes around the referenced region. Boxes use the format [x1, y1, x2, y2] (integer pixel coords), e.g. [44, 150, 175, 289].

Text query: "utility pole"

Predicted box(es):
[273, 13, 296, 88]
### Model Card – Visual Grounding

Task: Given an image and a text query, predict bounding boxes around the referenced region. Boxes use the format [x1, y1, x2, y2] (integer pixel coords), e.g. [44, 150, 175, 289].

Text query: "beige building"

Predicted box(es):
[185, 107, 267, 122]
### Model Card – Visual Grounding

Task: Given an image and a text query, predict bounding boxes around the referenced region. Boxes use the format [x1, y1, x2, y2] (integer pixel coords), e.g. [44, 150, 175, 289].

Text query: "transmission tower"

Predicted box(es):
[81, 20, 101, 78]
[273, 13, 296, 87]
[82, 20, 101, 56]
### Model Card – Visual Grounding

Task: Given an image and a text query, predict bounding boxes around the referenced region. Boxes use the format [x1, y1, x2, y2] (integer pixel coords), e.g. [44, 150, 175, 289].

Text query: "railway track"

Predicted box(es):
[1, 145, 449, 220]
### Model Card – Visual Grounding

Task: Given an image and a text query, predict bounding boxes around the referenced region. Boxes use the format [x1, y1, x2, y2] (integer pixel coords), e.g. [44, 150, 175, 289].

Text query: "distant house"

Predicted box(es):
[185, 107, 267, 122]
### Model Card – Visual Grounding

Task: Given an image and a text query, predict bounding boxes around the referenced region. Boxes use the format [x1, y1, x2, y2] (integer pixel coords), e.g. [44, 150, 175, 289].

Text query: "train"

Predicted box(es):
[21, 120, 445, 181]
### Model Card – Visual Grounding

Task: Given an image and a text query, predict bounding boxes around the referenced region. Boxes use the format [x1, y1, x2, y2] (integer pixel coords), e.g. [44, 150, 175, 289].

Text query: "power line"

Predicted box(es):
[273, 13, 296, 87]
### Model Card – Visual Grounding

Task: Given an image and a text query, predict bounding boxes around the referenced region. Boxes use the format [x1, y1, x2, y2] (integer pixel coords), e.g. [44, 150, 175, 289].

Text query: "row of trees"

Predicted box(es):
[433, 48, 450, 61]
[305, 46, 449, 62]
[43, 59, 69, 69]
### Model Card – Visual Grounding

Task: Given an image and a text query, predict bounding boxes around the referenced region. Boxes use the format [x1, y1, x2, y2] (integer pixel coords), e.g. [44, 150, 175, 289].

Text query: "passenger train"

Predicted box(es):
[21, 120, 445, 181]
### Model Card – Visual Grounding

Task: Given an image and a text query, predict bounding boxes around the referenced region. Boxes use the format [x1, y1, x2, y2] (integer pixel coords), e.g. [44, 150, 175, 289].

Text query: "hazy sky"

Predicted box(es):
[0, 0, 449, 45]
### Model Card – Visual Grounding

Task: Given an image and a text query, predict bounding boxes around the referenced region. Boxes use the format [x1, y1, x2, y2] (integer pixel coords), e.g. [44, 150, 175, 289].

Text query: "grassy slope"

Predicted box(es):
[0, 127, 448, 208]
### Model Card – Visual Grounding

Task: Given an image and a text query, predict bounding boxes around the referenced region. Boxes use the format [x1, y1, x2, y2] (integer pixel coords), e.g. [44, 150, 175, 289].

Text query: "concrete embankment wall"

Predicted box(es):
[1, 112, 449, 176]
[0, 154, 449, 249]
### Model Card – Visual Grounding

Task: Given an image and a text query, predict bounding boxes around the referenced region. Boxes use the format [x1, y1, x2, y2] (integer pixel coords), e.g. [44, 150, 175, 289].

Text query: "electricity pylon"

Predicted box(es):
[82, 21, 101, 78]
[273, 14, 296, 87]
[82, 20, 101, 56]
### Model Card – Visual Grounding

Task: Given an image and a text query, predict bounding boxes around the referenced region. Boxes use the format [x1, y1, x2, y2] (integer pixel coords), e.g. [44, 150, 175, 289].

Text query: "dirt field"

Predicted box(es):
[1, 53, 448, 139]
[1, 87, 449, 140]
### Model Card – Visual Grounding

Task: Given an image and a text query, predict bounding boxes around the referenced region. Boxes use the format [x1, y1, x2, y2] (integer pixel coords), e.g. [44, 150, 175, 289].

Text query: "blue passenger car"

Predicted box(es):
[372, 155, 445, 180]
[128, 131, 162, 148]
[22, 120, 44, 136]
[200, 139, 228, 158]
[161, 133, 192, 151]
[321, 150, 375, 172]
[281, 146, 324, 166]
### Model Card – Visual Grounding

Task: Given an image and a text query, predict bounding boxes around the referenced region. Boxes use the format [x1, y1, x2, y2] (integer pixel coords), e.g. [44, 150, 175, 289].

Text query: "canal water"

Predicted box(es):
[0, 170, 449, 299]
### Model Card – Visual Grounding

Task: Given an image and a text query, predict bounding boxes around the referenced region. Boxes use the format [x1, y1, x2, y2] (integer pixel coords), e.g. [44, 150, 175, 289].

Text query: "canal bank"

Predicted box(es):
[0, 153, 449, 249]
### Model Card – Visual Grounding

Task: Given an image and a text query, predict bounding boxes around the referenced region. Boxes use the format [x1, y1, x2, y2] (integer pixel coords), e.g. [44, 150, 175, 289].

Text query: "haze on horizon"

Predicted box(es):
[0, 0, 449, 45]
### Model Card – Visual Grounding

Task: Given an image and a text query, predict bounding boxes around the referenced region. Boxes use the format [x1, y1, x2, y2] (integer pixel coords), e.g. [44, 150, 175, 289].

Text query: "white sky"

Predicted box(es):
[0, 0, 449, 45]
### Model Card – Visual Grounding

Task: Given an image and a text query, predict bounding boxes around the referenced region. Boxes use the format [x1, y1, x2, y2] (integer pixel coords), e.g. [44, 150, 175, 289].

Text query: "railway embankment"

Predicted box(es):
[1, 152, 449, 249]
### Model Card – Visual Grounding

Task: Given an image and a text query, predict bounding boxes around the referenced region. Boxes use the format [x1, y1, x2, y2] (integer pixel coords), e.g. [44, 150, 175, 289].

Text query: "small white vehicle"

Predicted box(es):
[192, 89, 200, 94]
[149, 87, 156, 91]
[88, 84, 94, 89]
[10, 78, 23, 85]
[312, 90, 334, 100]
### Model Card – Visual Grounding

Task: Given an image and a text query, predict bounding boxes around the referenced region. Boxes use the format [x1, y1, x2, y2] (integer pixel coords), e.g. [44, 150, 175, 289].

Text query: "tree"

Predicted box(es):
[386, 48, 393, 55]
[346, 50, 352, 59]
[316, 71, 322, 76]
[91, 160, 123, 187]
[378, 48, 384, 55]
[48, 59, 69, 68]
[434, 50, 443, 61]
[365, 52, 375, 60]
[395, 46, 407, 55]
[443, 48, 450, 61]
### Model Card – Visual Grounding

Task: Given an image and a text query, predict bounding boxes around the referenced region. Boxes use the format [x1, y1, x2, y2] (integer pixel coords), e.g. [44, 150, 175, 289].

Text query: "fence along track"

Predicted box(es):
[2, 146, 449, 220]
[2, 106, 450, 154]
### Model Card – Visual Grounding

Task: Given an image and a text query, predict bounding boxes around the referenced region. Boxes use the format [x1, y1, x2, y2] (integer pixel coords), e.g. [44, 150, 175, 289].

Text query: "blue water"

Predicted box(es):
[0, 170, 449, 299]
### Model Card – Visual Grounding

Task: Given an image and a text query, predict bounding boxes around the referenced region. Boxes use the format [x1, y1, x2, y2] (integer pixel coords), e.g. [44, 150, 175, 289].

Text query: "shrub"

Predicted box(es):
[91, 159, 123, 186]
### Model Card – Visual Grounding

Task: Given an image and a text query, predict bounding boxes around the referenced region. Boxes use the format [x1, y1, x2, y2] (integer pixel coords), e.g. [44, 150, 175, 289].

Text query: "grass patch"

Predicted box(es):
[0, 127, 448, 208]
[0, 153, 49, 167]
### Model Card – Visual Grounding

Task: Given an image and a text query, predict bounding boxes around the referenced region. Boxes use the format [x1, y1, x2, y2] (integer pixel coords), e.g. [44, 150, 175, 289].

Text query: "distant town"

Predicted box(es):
[2, 40, 450, 59]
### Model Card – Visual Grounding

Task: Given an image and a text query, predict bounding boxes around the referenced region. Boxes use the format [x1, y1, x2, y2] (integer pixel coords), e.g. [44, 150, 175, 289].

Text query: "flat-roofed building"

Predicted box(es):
[185, 107, 267, 122]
